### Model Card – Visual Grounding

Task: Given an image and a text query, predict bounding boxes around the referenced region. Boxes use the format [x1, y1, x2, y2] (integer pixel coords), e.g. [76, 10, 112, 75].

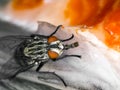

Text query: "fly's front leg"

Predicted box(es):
[48, 25, 62, 37]
[53, 55, 81, 61]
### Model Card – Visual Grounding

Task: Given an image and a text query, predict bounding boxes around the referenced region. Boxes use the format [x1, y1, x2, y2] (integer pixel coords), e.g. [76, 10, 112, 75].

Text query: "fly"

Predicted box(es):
[0, 22, 81, 86]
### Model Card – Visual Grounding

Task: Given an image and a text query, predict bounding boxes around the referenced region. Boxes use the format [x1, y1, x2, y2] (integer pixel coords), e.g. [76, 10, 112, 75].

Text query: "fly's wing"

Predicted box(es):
[0, 35, 32, 79]
[0, 57, 22, 79]
[0, 35, 29, 54]
[0, 57, 34, 79]
[0, 35, 29, 65]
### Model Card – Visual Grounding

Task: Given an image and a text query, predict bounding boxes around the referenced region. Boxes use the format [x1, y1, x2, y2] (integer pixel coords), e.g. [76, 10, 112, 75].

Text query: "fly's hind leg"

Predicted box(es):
[38, 71, 67, 87]
[36, 62, 46, 72]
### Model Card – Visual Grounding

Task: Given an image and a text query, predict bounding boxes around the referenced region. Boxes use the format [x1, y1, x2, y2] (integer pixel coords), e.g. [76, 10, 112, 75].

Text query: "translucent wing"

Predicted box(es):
[0, 35, 33, 79]
[0, 57, 22, 79]
[0, 35, 30, 54]
[0, 57, 34, 79]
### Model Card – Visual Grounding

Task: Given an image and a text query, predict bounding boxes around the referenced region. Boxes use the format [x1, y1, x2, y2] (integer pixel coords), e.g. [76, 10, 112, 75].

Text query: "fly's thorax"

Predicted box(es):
[23, 37, 49, 60]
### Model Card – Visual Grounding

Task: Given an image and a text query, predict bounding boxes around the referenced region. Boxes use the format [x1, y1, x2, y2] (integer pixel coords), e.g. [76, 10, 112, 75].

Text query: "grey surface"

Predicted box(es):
[0, 20, 31, 36]
[0, 20, 59, 90]
[0, 0, 10, 7]
[0, 78, 59, 90]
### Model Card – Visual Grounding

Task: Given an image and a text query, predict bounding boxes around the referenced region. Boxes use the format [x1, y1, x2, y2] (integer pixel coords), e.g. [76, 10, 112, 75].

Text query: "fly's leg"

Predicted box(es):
[36, 62, 46, 72]
[49, 25, 75, 42]
[36, 62, 67, 86]
[38, 71, 67, 87]
[53, 55, 81, 61]
[48, 25, 62, 37]
[51, 72, 67, 87]
[60, 34, 74, 42]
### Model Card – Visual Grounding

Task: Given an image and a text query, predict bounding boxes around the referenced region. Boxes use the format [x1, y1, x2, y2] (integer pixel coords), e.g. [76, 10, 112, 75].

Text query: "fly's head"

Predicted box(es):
[47, 36, 64, 60]
[47, 36, 79, 60]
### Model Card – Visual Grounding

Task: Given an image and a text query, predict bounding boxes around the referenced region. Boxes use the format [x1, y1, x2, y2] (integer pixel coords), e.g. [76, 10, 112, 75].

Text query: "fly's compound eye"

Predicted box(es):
[48, 36, 58, 43]
[48, 50, 59, 60]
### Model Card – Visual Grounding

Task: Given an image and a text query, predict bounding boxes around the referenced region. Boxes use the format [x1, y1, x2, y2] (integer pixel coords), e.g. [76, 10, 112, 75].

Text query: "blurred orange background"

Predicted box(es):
[1, 0, 120, 51]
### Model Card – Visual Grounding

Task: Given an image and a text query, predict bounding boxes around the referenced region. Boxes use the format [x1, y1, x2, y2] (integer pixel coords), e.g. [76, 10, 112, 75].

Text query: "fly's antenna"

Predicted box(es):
[64, 42, 79, 50]
[61, 34, 74, 42]
[49, 25, 62, 37]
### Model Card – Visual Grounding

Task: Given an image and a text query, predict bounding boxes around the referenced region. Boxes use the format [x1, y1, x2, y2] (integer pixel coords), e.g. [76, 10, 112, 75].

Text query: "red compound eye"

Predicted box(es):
[48, 36, 58, 43]
[48, 50, 59, 60]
